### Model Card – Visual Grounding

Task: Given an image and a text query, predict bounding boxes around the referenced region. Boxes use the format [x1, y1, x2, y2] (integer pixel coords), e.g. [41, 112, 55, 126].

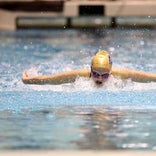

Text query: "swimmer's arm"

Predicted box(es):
[22, 69, 90, 85]
[112, 67, 156, 82]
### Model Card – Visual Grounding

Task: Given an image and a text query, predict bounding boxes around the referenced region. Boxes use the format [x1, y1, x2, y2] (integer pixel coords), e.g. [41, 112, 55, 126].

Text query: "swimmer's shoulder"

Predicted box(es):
[70, 69, 90, 77]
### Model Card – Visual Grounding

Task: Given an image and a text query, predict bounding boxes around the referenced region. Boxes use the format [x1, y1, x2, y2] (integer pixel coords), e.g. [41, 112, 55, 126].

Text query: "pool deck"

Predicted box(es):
[1, 150, 156, 156]
[1, 0, 156, 29]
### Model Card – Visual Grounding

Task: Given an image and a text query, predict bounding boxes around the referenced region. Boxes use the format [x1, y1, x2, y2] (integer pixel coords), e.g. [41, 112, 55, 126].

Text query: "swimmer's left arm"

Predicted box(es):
[112, 67, 156, 82]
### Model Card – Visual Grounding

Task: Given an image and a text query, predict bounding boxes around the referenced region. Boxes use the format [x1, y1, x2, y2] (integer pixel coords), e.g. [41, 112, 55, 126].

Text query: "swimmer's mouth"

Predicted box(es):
[95, 81, 103, 85]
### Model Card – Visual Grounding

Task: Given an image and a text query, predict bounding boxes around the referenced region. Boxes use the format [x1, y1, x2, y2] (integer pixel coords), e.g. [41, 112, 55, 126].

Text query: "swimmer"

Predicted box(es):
[22, 50, 156, 85]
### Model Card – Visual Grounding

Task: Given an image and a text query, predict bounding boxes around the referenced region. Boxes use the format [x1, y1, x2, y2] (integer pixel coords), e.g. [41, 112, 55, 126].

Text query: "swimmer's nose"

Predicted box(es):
[98, 76, 103, 82]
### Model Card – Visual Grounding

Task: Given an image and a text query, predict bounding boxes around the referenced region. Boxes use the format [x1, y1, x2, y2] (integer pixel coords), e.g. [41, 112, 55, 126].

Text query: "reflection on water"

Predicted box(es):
[75, 108, 121, 150]
[0, 106, 156, 150]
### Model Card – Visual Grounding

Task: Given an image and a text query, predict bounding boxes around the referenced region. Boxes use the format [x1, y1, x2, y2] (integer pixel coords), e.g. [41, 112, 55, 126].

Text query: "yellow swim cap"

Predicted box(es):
[91, 50, 112, 72]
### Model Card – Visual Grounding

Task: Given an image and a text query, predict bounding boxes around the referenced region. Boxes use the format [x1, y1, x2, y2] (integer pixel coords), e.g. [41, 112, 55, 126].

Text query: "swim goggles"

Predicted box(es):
[91, 68, 110, 79]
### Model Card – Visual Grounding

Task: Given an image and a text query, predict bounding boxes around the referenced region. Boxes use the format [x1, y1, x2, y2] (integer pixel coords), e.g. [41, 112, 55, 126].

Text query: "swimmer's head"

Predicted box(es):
[91, 50, 112, 85]
[91, 50, 112, 73]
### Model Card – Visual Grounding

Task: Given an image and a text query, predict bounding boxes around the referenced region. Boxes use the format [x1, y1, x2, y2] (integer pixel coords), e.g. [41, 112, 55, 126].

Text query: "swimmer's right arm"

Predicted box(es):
[22, 69, 90, 85]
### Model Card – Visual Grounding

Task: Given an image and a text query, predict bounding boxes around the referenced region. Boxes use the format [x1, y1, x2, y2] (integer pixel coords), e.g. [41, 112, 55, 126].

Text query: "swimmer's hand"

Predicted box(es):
[22, 71, 29, 78]
[22, 71, 33, 84]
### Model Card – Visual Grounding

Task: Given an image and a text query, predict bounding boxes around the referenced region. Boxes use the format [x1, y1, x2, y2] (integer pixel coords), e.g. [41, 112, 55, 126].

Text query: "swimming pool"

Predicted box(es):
[0, 28, 156, 150]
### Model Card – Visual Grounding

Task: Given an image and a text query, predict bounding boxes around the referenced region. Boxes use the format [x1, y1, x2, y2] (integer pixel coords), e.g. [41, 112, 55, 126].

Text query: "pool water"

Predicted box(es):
[0, 28, 156, 150]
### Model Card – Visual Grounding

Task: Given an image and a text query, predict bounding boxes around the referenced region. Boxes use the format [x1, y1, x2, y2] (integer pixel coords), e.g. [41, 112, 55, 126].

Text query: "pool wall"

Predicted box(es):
[1, 0, 156, 30]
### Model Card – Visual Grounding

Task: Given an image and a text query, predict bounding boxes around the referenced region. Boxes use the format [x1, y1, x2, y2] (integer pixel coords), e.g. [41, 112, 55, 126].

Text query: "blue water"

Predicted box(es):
[0, 28, 156, 150]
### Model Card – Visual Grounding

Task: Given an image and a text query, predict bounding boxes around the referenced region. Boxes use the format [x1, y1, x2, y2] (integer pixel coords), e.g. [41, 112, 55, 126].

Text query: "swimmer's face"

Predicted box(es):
[91, 67, 110, 85]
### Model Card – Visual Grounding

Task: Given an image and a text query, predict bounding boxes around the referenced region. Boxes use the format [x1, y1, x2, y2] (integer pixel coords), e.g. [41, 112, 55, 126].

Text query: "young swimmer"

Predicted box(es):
[22, 50, 156, 85]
